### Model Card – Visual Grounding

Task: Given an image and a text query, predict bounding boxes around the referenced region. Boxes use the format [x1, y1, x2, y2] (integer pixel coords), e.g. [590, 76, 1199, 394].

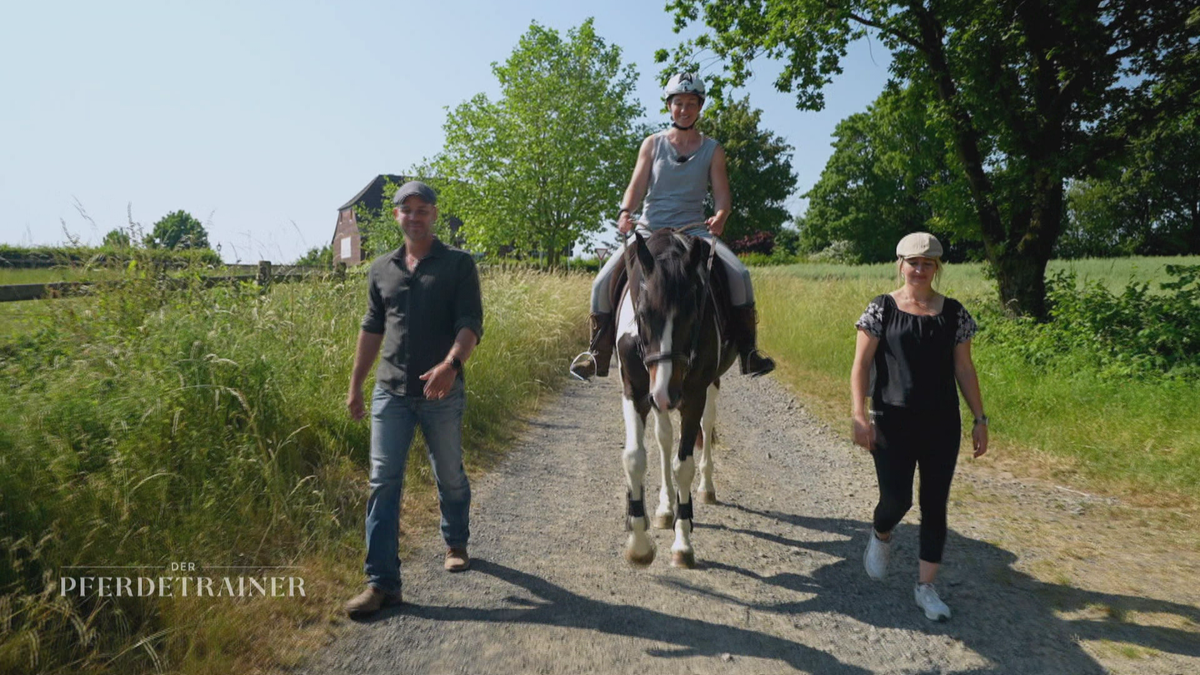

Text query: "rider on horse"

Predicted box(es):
[570, 72, 775, 381]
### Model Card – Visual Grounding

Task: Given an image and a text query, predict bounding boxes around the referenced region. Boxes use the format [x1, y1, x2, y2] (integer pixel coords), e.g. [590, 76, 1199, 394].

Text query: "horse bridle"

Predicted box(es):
[625, 227, 719, 371]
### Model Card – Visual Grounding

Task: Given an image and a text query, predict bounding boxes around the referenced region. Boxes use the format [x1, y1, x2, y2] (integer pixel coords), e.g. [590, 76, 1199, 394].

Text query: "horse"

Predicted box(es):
[615, 228, 737, 568]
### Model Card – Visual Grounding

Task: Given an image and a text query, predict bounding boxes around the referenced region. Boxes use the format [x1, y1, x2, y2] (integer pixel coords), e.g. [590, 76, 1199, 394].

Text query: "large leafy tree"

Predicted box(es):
[697, 96, 797, 241]
[1061, 109, 1200, 257]
[801, 84, 977, 262]
[663, 0, 1200, 317]
[145, 210, 209, 250]
[433, 19, 643, 265]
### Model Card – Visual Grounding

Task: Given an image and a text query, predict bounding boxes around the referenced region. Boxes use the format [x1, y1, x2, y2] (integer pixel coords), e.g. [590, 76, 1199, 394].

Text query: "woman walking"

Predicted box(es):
[569, 72, 774, 380]
[850, 232, 988, 621]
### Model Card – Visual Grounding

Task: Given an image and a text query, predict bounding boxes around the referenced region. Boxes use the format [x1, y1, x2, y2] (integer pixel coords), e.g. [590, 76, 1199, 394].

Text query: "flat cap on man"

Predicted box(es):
[393, 181, 437, 206]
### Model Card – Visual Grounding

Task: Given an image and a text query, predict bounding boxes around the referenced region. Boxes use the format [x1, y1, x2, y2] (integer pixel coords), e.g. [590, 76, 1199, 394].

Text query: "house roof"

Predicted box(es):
[337, 174, 409, 212]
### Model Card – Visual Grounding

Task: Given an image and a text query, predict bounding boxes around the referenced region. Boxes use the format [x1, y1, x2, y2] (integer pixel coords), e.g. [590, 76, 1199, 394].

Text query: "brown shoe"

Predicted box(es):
[444, 547, 470, 572]
[344, 585, 402, 618]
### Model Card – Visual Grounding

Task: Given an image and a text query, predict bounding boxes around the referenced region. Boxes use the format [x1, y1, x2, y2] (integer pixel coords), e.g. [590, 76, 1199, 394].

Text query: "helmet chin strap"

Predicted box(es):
[671, 121, 695, 131]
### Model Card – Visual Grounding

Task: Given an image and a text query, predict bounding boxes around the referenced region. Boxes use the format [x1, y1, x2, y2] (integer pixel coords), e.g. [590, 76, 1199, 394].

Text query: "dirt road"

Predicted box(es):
[299, 374, 1200, 674]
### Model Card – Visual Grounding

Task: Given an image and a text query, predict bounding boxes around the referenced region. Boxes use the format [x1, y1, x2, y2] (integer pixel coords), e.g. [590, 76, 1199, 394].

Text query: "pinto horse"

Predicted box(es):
[615, 228, 737, 568]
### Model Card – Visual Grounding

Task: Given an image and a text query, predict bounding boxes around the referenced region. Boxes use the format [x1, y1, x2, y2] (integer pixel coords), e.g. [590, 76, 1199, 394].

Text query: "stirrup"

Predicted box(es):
[569, 351, 597, 381]
[741, 350, 776, 377]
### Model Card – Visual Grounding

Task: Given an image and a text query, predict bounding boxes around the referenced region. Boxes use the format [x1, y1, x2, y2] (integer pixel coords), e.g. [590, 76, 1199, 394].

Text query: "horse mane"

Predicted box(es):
[643, 229, 702, 310]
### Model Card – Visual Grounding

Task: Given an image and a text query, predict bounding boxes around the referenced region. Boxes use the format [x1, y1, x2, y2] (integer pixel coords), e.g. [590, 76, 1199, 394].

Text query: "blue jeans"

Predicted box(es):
[364, 381, 471, 593]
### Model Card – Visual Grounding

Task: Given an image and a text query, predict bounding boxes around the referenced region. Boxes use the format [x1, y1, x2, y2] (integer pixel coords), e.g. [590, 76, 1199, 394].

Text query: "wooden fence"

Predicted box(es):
[0, 261, 347, 303]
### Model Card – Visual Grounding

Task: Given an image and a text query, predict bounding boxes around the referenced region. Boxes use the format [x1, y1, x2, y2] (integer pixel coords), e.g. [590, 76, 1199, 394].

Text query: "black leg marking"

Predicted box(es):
[677, 498, 694, 522]
[627, 488, 646, 518]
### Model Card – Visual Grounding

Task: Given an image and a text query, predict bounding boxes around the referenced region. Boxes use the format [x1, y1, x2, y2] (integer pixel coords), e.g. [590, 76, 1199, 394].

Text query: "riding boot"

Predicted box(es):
[569, 312, 614, 380]
[730, 304, 775, 377]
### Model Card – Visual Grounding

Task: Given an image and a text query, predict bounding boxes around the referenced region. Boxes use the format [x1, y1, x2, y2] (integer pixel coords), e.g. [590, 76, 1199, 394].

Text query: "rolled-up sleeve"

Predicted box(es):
[453, 256, 484, 342]
[361, 267, 386, 334]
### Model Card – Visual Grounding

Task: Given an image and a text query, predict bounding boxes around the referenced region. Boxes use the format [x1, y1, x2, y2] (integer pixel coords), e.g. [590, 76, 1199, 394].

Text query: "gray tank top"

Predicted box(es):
[638, 132, 717, 232]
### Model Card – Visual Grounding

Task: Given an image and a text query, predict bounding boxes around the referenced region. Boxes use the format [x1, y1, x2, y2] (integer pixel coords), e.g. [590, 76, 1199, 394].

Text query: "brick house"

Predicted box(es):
[331, 174, 463, 265]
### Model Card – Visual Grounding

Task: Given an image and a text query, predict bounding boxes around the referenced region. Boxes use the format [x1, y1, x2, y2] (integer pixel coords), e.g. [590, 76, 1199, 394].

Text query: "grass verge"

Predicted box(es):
[0, 269, 589, 675]
[752, 257, 1200, 504]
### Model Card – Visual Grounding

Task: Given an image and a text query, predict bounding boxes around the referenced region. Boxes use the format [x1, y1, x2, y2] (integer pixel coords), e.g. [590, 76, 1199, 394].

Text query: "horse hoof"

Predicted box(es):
[670, 550, 696, 569]
[625, 547, 656, 567]
[653, 513, 675, 530]
[696, 491, 717, 505]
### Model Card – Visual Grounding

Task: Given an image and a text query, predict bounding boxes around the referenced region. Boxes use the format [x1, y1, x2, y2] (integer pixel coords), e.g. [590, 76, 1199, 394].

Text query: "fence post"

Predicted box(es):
[257, 260, 272, 291]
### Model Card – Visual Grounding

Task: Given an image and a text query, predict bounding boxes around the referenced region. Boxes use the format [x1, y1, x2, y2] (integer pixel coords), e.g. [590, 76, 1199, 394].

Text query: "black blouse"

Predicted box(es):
[855, 294, 977, 412]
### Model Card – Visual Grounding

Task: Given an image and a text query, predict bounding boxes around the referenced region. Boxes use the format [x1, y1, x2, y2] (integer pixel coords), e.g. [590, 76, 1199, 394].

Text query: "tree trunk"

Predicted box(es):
[993, 171, 1064, 320]
[993, 251, 1049, 319]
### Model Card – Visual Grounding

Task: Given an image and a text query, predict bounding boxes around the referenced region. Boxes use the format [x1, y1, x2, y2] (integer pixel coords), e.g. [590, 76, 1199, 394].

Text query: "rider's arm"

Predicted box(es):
[708, 145, 731, 235]
[620, 135, 656, 214]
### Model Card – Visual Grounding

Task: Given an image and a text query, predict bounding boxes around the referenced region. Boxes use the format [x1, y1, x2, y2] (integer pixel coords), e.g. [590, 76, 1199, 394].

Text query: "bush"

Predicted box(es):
[0, 244, 221, 268]
[981, 265, 1200, 379]
[809, 240, 863, 265]
[738, 250, 804, 267]
[729, 230, 776, 255]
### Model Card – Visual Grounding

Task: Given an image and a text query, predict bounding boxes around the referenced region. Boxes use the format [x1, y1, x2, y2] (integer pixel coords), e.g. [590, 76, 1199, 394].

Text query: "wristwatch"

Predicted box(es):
[617, 206, 631, 219]
[446, 356, 463, 372]
[974, 415, 989, 427]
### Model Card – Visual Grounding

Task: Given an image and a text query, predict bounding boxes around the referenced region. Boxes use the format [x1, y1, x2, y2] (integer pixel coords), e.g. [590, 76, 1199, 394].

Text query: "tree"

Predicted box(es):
[102, 228, 131, 248]
[145, 210, 209, 250]
[1060, 109, 1200, 257]
[663, 0, 1200, 317]
[697, 96, 797, 242]
[295, 244, 333, 267]
[433, 19, 643, 266]
[800, 84, 978, 262]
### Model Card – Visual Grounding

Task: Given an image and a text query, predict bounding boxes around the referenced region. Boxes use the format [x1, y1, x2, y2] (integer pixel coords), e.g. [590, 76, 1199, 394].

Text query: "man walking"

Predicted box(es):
[344, 180, 484, 618]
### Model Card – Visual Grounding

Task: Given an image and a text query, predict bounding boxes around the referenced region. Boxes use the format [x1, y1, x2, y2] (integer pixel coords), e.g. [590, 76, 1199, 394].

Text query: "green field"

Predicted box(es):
[753, 255, 1200, 502]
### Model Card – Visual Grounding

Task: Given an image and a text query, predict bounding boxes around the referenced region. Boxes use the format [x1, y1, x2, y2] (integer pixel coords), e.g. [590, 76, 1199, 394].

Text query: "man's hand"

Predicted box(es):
[346, 388, 366, 421]
[420, 362, 457, 400]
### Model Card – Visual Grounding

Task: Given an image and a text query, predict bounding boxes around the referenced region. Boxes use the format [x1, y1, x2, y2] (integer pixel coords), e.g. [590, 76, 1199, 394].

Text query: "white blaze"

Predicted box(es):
[651, 313, 674, 410]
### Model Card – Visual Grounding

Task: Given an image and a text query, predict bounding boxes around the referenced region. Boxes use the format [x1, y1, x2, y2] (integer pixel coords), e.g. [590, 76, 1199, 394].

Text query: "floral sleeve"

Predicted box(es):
[855, 296, 886, 338]
[956, 303, 978, 344]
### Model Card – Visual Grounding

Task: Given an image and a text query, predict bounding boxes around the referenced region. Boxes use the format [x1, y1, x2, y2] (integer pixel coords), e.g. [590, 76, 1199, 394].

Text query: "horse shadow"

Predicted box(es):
[403, 558, 873, 673]
[683, 505, 1200, 673]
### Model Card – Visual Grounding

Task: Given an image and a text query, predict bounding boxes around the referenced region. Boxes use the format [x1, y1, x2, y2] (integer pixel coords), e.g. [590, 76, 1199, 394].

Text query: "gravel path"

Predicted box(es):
[299, 374, 1200, 675]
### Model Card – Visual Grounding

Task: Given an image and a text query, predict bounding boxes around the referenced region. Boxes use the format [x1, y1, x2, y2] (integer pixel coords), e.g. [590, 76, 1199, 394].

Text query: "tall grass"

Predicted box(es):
[753, 257, 1200, 502]
[0, 269, 589, 674]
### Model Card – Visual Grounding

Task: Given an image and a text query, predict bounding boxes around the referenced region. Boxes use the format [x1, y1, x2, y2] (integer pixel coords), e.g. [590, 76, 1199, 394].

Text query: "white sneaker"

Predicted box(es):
[914, 583, 951, 621]
[863, 531, 891, 580]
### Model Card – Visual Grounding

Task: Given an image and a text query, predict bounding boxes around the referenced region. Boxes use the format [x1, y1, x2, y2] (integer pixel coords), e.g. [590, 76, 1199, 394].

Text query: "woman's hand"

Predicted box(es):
[618, 211, 635, 234]
[705, 215, 725, 237]
[852, 415, 875, 452]
[972, 421, 989, 458]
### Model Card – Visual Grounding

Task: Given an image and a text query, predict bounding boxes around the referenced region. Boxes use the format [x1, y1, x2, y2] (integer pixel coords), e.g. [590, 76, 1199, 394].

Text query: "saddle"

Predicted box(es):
[608, 234, 732, 339]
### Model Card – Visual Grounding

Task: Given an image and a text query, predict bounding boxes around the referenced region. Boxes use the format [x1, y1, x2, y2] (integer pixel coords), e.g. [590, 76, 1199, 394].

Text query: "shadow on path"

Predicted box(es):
[683, 506, 1200, 672]
[403, 558, 872, 674]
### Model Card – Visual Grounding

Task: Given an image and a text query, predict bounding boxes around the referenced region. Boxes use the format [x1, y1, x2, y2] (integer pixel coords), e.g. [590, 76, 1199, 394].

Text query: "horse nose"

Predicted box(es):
[652, 389, 672, 412]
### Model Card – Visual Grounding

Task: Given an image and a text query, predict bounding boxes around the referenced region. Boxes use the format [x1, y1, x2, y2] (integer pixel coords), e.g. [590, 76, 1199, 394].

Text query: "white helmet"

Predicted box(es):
[663, 72, 706, 103]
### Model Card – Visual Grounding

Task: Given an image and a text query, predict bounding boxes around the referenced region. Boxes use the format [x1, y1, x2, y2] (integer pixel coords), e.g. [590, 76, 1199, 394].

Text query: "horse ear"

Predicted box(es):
[634, 231, 654, 275]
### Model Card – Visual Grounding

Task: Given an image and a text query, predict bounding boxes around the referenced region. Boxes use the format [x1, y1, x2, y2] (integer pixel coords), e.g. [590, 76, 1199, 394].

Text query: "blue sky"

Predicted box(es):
[0, 1, 892, 263]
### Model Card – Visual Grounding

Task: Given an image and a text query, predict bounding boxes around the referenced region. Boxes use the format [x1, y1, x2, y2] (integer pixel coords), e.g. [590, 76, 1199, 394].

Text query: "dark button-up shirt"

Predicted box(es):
[361, 238, 484, 397]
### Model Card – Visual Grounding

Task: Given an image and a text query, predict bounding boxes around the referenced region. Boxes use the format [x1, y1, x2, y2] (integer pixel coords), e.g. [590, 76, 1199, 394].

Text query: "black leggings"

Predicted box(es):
[871, 405, 961, 564]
